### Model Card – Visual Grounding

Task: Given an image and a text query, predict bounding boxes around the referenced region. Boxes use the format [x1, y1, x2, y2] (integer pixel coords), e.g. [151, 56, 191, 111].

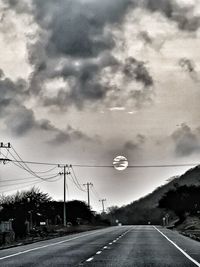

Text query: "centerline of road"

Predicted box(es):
[84, 227, 133, 263]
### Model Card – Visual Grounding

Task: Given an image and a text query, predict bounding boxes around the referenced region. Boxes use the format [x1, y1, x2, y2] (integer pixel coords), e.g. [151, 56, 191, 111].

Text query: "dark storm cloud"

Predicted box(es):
[138, 31, 153, 46]
[31, 0, 131, 58]
[39, 120, 91, 145]
[178, 58, 198, 81]
[25, 0, 134, 109]
[0, 70, 28, 114]
[2, 0, 32, 13]
[124, 134, 146, 151]
[179, 58, 195, 73]
[26, 0, 154, 110]
[0, 71, 92, 141]
[171, 123, 200, 156]
[143, 0, 200, 32]
[123, 57, 153, 87]
[138, 31, 165, 51]
[49, 126, 91, 145]
[6, 0, 199, 111]
[5, 0, 156, 110]
[42, 53, 119, 109]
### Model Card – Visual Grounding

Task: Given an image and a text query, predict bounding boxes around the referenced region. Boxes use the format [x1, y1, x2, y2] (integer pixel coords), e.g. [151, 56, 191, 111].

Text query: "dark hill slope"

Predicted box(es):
[108, 166, 200, 225]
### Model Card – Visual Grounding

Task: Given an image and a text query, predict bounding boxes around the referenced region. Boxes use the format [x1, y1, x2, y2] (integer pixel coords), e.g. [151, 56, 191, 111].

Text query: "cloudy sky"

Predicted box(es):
[0, 0, 200, 212]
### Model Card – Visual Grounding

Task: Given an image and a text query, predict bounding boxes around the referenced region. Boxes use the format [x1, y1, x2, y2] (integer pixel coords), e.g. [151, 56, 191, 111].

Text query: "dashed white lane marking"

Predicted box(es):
[154, 226, 200, 267]
[0, 229, 109, 261]
[84, 227, 134, 264]
[86, 257, 94, 262]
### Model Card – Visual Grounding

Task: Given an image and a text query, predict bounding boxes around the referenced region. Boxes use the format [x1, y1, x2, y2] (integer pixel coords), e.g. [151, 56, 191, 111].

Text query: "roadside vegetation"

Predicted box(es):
[105, 166, 200, 241]
[0, 187, 109, 246]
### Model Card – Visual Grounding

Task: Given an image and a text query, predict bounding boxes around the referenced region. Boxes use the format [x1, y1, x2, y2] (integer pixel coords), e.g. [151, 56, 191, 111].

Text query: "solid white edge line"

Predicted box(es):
[154, 226, 200, 267]
[0, 229, 107, 261]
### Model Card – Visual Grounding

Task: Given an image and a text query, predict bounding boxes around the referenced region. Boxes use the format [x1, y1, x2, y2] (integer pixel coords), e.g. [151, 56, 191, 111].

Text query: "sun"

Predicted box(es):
[113, 155, 128, 171]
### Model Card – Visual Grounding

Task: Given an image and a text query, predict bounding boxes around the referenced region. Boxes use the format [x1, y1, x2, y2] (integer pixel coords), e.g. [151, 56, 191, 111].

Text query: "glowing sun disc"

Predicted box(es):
[113, 156, 128, 171]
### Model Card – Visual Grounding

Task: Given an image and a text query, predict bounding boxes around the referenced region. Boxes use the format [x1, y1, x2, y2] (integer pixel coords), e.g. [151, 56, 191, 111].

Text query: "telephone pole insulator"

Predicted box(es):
[0, 142, 11, 148]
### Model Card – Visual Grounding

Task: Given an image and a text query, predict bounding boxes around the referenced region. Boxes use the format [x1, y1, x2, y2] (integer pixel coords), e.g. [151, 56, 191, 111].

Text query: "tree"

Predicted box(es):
[159, 185, 200, 222]
[0, 187, 51, 238]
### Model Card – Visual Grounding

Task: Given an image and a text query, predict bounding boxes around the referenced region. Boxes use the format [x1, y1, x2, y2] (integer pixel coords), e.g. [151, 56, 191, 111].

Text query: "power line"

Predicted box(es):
[5, 148, 59, 182]
[72, 163, 200, 168]
[91, 186, 101, 200]
[0, 179, 39, 187]
[69, 166, 86, 192]
[33, 166, 58, 174]
[1, 155, 199, 168]
[69, 173, 85, 192]
[0, 172, 61, 183]
[7, 159, 59, 166]
[10, 146, 48, 180]
[0, 180, 44, 194]
[1, 150, 61, 184]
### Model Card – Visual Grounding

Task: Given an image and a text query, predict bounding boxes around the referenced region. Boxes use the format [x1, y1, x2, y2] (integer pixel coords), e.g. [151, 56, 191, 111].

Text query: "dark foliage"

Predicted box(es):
[0, 187, 100, 239]
[159, 185, 200, 221]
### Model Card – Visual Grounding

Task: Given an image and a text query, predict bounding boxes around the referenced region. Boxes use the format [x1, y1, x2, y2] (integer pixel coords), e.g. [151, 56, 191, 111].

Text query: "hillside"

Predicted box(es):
[107, 165, 200, 225]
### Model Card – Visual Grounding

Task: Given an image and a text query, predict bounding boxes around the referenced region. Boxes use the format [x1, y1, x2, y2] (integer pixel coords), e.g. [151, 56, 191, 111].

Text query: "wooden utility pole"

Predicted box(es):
[99, 199, 106, 213]
[0, 142, 11, 164]
[59, 165, 70, 227]
[83, 182, 93, 207]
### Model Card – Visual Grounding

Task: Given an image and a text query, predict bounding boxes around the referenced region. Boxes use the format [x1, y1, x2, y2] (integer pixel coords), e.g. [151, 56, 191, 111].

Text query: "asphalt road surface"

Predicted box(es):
[0, 225, 200, 266]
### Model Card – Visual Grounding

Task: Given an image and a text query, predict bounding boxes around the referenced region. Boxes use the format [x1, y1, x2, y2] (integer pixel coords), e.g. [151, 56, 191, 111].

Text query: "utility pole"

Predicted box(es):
[99, 199, 106, 213]
[0, 142, 11, 149]
[0, 142, 11, 164]
[59, 165, 70, 227]
[83, 182, 93, 207]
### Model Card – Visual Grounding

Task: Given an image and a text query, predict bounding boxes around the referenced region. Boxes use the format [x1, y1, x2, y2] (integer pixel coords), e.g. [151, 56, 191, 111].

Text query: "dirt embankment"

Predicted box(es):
[175, 216, 200, 242]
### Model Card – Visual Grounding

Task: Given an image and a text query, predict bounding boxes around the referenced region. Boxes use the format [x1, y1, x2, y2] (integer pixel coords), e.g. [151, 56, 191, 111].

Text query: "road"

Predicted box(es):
[0, 225, 200, 266]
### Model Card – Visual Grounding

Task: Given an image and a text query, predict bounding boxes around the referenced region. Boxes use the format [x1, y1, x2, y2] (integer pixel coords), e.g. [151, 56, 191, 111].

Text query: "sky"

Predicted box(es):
[0, 0, 200, 212]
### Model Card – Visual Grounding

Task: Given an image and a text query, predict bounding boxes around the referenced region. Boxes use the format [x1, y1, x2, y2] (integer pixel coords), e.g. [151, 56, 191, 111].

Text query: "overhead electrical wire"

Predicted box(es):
[9, 146, 49, 181]
[0, 180, 44, 194]
[1, 149, 199, 169]
[4, 149, 60, 182]
[69, 166, 86, 192]
[69, 173, 86, 192]
[91, 185, 101, 200]
[32, 166, 58, 174]
[72, 163, 200, 168]
[1, 150, 61, 183]
[0, 172, 61, 183]
[0, 179, 39, 187]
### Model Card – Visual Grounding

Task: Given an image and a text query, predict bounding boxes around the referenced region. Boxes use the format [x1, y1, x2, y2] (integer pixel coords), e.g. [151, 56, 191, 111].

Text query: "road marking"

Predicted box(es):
[86, 257, 93, 262]
[96, 251, 102, 255]
[109, 242, 113, 245]
[154, 226, 200, 267]
[0, 229, 110, 261]
[103, 246, 108, 249]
